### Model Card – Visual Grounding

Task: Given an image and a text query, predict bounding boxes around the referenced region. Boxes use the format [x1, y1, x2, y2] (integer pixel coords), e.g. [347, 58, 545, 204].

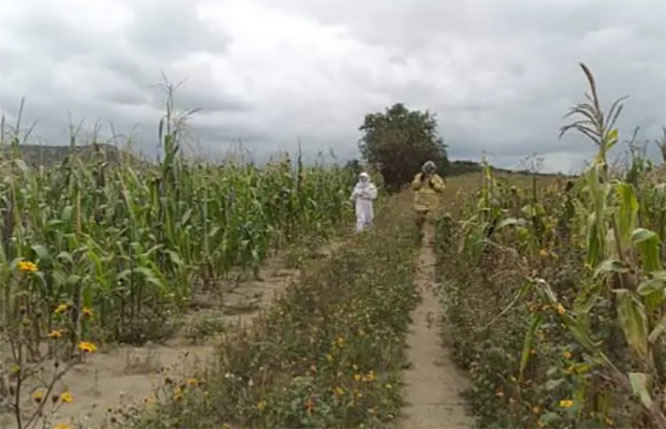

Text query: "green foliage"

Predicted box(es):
[0, 92, 356, 355]
[358, 103, 448, 191]
[439, 64, 666, 428]
[115, 196, 420, 428]
[0, 152, 354, 346]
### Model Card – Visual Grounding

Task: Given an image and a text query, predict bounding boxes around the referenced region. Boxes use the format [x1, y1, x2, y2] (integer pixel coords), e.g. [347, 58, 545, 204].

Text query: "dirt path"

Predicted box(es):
[399, 223, 472, 429]
[33, 256, 299, 428]
[1, 239, 347, 429]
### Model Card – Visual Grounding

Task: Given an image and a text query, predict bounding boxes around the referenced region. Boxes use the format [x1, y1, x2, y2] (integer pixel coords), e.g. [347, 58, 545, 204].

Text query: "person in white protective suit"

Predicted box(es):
[350, 172, 378, 232]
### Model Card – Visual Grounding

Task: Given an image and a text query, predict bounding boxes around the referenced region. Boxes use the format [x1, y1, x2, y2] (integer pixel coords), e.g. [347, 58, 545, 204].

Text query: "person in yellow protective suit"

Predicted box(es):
[411, 160, 445, 234]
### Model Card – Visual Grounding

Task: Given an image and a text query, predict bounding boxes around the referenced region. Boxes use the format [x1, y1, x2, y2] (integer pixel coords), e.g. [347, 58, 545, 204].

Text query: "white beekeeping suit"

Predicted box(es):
[350, 172, 378, 232]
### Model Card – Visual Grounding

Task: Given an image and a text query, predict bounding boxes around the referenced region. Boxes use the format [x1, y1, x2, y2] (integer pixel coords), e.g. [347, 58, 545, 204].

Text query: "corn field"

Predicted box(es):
[0, 106, 356, 355]
[440, 64, 666, 427]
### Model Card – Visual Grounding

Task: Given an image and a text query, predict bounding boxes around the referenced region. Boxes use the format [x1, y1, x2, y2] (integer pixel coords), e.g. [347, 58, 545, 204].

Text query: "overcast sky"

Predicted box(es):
[1, 0, 665, 172]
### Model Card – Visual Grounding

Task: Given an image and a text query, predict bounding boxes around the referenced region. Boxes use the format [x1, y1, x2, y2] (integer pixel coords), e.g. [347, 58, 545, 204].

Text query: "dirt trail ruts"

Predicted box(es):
[399, 223, 472, 429]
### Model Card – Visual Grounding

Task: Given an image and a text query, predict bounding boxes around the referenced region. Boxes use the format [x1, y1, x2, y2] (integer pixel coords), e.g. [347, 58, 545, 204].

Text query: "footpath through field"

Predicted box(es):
[399, 200, 472, 428]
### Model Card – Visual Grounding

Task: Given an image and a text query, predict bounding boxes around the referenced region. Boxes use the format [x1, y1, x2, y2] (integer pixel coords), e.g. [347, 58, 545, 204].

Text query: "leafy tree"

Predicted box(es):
[358, 103, 448, 191]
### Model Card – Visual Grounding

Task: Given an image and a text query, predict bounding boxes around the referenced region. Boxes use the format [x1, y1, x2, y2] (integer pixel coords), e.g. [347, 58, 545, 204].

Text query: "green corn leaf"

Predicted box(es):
[495, 217, 527, 232]
[628, 372, 653, 409]
[166, 250, 184, 267]
[65, 274, 82, 286]
[561, 313, 601, 352]
[593, 259, 627, 278]
[616, 290, 649, 359]
[31, 244, 52, 268]
[636, 278, 665, 297]
[180, 208, 193, 227]
[534, 278, 601, 352]
[586, 214, 604, 268]
[632, 228, 661, 272]
[134, 266, 164, 289]
[648, 311, 666, 344]
[519, 313, 543, 382]
[208, 226, 221, 238]
[605, 129, 619, 152]
[615, 183, 638, 250]
[56, 251, 74, 265]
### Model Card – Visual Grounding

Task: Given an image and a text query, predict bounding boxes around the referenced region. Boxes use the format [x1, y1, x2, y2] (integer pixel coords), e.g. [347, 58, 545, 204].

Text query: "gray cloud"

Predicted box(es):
[0, 0, 664, 172]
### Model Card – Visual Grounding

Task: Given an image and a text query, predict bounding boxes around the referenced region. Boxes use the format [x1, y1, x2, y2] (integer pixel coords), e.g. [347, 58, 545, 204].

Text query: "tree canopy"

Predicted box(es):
[358, 103, 448, 191]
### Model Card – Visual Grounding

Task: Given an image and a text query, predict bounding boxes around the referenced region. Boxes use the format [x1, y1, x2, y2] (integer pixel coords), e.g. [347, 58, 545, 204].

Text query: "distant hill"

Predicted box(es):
[0, 144, 142, 168]
[447, 160, 483, 176]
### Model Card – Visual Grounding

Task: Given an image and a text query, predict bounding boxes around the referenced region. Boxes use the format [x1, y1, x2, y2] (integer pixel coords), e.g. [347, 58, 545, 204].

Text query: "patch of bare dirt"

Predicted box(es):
[399, 223, 472, 429]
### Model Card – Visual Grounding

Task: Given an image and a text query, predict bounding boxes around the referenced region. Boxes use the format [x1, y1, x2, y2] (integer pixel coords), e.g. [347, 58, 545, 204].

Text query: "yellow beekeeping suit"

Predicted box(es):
[411, 172, 445, 212]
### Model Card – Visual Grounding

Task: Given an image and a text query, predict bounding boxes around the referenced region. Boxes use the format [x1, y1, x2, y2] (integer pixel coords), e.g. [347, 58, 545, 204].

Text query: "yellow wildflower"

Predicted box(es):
[364, 371, 375, 382]
[563, 351, 573, 360]
[559, 399, 574, 408]
[555, 304, 566, 315]
[33, 390, 45, 402]
[78, 341, 97, 353]
[53, 423, 71, 429]
[325, 353, 333, 363]
[18, 261, 38, 273]
[82, 307, 94, 318]
[354, 374, 362, 381]
[49, 330, 63, 339]
[334, 386, 345, 396]
[60, 391, 73, 403]
[539, 249, 548, 257]
[187, 378, 198, 387]
[257, 400, 266, 411]
[173, 387, 183, 401]
[54, 303, 69, 314]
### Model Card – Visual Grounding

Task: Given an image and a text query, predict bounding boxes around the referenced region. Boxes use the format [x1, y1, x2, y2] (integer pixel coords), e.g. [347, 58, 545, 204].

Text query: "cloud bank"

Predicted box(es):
[1, 0, 664, 172]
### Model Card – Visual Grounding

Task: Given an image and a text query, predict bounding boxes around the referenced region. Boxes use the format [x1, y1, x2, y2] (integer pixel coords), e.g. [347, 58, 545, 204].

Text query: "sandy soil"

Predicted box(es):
[399, 223, 472, 429]
[0, 245, 331, 429]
